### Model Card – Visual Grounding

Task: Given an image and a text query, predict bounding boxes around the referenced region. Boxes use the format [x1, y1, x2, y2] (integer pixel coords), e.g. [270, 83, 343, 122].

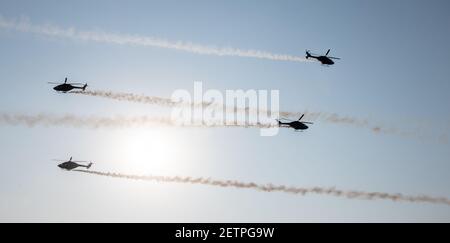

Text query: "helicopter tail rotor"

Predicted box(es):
[305, 50, 311, 59]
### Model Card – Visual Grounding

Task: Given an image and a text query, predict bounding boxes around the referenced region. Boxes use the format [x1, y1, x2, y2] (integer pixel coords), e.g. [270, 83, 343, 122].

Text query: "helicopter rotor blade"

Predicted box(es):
[48, 82, 84, 85]
[325, 49, 330, 56]
[303, 122, 314, 124]
[299, 114, 305, 121]
[329, 56, 341, 60]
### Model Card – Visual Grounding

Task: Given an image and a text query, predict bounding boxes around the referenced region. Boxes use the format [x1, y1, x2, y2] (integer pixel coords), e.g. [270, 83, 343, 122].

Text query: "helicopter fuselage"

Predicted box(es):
[279, 121, 309, 130]
[53, 84, 83, 92]
[311, 55, 334, 65]
[58, 161, 86, 171]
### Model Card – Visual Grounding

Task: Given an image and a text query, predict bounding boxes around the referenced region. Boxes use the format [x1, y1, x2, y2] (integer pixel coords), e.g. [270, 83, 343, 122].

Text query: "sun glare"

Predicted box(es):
[111, 128, 195, 175]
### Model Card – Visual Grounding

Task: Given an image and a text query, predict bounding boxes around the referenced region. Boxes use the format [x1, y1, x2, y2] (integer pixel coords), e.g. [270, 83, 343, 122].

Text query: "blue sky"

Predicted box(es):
[0, 0, 450, 222]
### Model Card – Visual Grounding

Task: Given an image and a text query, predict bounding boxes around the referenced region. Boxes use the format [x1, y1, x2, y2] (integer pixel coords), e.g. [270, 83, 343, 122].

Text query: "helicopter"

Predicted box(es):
[49, 77, 88, 93]
[306, 49, 340, 65]
[54, 157, 93, 171]
[277, 114, 313, 131]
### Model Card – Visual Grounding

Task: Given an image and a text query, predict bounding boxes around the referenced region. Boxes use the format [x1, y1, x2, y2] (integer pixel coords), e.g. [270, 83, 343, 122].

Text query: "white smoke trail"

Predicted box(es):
[71, 90, 181, 107]
[71, 90, 434, 139]
[74, 170, 450, 206]
[71, 90, 376, 127]
[0, 112, 275, 129]
[0, 16, 309, 63]
[1, 111, 445, 143]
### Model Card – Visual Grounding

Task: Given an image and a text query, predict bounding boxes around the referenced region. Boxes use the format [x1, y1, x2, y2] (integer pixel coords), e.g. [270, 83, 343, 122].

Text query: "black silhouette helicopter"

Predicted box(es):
[49, 78, 88, 93]
[54, 157, 93, 171]
[306, 49, 340, 65]
[277, 114, 313, 131]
